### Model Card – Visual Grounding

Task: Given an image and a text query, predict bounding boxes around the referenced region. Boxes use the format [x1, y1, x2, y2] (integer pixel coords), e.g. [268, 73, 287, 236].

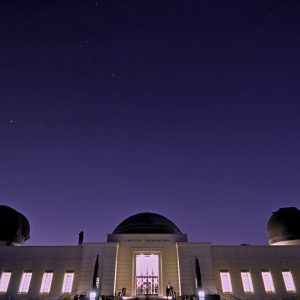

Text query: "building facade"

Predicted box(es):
[0, 207, 300, 300]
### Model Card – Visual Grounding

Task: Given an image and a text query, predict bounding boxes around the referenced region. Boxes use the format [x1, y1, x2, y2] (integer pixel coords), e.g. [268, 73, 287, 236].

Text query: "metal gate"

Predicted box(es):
[136, 272, 159, 295]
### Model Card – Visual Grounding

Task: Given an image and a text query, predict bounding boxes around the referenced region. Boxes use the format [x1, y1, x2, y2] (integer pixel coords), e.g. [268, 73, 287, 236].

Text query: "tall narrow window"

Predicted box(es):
[62, 272, 74, 293]
[0, 271, 12, 293]
[40, 271, 53, 293]
[220, 271, 233, 293]
[282, 270, 296, 293]
[19, 271, 32, 294]
[241, 271, 254, 293]
[261, 271, 275, 293]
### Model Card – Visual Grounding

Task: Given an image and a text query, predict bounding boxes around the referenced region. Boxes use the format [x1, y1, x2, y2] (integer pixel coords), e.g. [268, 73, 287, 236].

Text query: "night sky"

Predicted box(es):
[1, 0, 300, 246]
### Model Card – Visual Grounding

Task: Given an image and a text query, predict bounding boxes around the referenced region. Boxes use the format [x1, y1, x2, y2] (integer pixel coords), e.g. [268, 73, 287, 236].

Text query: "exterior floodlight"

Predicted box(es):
[89, 291, 97, 300]
[198, 290, 205, 300]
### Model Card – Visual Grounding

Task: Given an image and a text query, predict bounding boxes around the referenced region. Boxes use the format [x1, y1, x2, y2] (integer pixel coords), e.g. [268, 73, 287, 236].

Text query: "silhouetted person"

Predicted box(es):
[78, 231, 84, 245]
[166, 282, 172, 297]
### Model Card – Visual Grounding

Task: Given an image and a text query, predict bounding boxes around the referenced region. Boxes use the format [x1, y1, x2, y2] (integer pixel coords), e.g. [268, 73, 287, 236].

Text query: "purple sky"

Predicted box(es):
[1, 0, 300, 246]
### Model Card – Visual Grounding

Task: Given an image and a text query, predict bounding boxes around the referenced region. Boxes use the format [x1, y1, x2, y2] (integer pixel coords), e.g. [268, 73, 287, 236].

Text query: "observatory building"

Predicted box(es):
[0, 205, 300, 300]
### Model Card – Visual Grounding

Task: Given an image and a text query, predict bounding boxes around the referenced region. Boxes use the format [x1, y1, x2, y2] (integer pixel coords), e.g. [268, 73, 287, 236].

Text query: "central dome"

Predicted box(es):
[112, 212, 182, 234]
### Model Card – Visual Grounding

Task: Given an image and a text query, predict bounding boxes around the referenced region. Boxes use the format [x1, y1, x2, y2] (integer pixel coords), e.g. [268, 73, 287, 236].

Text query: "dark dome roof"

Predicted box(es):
[0, 205, 30, 245]
[112, 212, 182, 234]
[267, 207, 300, 245]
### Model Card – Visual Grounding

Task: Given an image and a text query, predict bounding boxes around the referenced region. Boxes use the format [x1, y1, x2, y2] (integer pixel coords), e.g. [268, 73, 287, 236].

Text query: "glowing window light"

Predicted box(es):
[136, 254, 159, 276]
[220, 271, 233, 293]
[241, 271, 254, 293]
[0, 272, 12, 293]
[261, 271, 275, 293]
[282, 270, 296, 293]
[19, 272, 32, 294]
[40, 272, 53, 293]
[62, 272, 74, 293]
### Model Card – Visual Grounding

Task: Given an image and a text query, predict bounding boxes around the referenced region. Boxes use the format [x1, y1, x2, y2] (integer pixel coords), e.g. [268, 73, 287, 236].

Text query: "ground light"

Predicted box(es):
[198, 290, 205, 300]
[89, 291, 97, 300]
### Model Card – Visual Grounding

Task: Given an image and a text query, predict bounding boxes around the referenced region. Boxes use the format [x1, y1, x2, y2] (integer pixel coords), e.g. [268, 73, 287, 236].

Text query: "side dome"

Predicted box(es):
[112, 212, 182, 234]
[267, 207, 300, 245]
[0, 205, 30, 245]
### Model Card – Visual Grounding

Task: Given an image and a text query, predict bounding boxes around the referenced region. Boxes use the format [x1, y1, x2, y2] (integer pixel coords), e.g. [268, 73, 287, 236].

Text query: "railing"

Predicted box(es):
[216, 289, 241, 300]
[60, 287, 96, 300]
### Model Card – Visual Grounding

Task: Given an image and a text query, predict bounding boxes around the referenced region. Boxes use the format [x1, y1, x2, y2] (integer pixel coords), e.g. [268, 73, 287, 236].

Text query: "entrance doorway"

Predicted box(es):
[136, 254, 159, 295]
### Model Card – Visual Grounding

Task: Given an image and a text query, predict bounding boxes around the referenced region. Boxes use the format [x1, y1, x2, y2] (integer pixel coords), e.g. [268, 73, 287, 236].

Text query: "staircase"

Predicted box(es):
[124, 297, 166, 300]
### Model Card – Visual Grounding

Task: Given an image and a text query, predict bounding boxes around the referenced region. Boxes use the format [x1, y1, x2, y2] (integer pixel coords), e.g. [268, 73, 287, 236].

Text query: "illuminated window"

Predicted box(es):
[19, 271, 32, 294]
[0, 272, 12, 293]
[62, 272, 74, 293]
[261, 271, 275, 293]
[40, 271, 53, 293]
[282, 270, 296, 293]
[220, 271, 233, 293]
[241, 271, 254, 293]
